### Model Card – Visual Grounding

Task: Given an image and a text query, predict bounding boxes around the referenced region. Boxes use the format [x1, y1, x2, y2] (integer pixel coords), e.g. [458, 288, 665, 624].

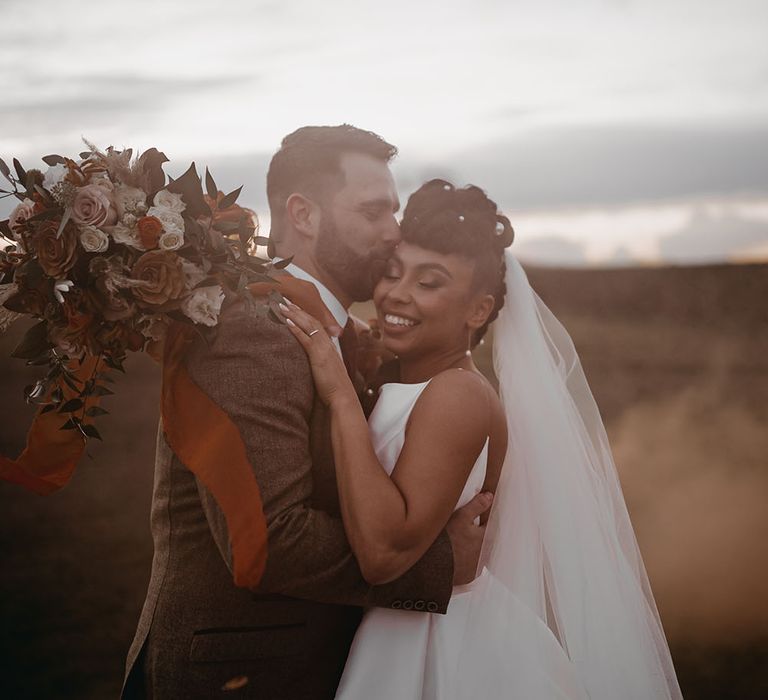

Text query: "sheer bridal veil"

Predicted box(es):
[451, 252, 682, 699]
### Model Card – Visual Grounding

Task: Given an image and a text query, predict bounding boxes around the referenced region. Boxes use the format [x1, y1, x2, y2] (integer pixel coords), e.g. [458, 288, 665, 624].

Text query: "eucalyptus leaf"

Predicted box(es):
[0, 158, 12, 184]
[13, 158, 26, 183]
[42, 154, 66, 166]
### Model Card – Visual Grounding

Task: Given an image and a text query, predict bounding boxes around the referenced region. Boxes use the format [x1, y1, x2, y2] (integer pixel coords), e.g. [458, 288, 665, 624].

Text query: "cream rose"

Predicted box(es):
[109, 223, 146, 250]
[147, 205, 185, 236]
[71, 184, 118, 227]
[79, 225, 110, 253]
[114, 185, 148, 219]
[180, 259, 207, 288]
[181, 285, 225, 327]
[8, 198, 36, 239]
[153, 189, 186, 214]
[158, 231, 184, 251]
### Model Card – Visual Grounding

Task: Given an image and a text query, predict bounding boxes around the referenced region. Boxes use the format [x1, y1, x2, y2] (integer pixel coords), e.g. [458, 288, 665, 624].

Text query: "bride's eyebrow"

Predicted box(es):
[414, 262, 453, 278]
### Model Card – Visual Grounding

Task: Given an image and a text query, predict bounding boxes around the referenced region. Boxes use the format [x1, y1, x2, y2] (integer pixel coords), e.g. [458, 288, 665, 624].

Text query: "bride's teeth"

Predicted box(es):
[385, 314, 416, 327]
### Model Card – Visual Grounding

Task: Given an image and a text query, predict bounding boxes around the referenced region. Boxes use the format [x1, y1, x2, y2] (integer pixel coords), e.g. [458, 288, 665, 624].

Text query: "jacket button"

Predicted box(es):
[426, 601, 439, 612]
[414, 600, 426, 611]
[402, 600, 414, 610]
[391, 600, 402, 609]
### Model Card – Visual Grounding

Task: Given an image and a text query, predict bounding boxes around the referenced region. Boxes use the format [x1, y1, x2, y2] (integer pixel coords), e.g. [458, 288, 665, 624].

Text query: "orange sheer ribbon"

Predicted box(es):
[0, 276, 337, 589]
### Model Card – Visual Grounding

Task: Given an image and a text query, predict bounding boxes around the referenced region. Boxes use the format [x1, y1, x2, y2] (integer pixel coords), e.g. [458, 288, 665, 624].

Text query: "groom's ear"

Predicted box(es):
[466, 293, 495, 330]
[285, 193, 321, 241]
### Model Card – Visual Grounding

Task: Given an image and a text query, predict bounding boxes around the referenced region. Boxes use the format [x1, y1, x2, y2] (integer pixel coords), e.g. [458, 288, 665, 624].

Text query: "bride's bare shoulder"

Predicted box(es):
[408, 368, 500, 436]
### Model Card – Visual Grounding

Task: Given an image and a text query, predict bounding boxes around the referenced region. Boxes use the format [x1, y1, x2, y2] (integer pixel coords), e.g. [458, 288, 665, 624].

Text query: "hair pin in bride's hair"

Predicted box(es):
[458, 215, 465, 222]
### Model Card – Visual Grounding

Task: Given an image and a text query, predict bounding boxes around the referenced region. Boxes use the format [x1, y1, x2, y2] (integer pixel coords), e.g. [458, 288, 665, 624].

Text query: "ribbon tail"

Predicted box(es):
[161, 323, 268, 588]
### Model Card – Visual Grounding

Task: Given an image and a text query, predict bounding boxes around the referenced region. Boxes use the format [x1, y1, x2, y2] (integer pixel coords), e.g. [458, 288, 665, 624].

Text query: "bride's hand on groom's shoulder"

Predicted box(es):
[447, 491, 494, 585]
[280, 302, 355, 407]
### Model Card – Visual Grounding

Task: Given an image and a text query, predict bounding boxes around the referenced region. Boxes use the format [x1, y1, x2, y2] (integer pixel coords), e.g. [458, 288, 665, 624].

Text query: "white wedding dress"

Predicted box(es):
[335, 379, 590, 700]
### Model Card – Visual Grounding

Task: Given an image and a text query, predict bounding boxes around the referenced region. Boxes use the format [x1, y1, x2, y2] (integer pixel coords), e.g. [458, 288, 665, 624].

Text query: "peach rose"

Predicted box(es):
[130, 250, 186, 306]
[8, 198, 37, 239]
[34, 218, 79, 278]
[71, 184, 117, 227]
[137, 215, 163, 250]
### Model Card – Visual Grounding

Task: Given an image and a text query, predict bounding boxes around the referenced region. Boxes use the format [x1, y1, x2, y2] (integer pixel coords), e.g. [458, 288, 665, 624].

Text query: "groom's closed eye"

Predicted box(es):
[359, 198, 400, 220]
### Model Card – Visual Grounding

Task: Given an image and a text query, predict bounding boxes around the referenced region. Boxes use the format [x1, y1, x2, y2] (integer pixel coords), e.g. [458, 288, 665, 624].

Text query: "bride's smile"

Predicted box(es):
[374, 242, 495, 379]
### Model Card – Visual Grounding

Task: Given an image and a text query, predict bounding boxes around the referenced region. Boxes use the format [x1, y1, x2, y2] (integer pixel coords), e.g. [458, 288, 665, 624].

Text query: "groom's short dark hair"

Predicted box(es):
[266, 124, 397, 256]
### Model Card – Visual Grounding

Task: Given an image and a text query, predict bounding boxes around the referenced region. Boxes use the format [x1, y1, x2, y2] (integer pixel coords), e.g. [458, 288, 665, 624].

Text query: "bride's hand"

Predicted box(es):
[280, 302, 355, 407]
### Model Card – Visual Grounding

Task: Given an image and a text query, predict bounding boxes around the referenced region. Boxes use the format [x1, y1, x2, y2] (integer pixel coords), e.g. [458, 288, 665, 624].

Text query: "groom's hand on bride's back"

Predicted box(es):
[447, 491, 494, 585]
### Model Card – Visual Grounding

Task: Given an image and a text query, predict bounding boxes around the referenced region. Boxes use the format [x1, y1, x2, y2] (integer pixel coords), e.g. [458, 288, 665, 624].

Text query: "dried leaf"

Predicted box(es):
[273, 256, 293, 270]
[85, 406, 109, 417]
[59, 398, 84, 412]
[205, 168, 217, 200]
[81, 424, 102, 440]
[11, 321, 52, 359]
[218, 185, 243, 209]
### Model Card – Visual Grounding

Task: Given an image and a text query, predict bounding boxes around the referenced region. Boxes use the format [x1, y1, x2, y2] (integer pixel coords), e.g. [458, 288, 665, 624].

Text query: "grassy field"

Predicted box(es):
[1, 262, 766, 698]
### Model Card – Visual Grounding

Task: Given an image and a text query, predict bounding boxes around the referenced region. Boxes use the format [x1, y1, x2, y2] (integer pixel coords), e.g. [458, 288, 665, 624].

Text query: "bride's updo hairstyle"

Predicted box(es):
[399, 179, 514, 346]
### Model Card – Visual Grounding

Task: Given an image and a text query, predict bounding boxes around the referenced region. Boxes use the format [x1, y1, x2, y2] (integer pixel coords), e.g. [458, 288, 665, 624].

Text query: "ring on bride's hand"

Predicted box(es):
[308, 329, 320, 337]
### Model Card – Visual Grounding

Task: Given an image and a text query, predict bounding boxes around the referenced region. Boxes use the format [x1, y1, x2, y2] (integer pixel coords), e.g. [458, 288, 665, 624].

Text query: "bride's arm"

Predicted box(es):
[282, 303, 494, 585]
[329, 370, 493, 584]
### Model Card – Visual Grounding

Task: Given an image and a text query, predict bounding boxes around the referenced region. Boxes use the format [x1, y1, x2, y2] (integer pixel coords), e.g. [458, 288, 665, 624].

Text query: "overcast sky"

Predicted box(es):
[1, 0, 767, 265]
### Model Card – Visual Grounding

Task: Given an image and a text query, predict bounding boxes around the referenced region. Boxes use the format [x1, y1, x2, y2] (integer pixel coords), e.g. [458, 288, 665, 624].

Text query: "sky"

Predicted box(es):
[1, 0, 767, 265]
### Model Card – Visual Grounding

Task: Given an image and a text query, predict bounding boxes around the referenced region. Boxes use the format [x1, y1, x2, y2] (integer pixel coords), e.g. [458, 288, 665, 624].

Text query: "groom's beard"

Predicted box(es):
[316, 214, 392, 303]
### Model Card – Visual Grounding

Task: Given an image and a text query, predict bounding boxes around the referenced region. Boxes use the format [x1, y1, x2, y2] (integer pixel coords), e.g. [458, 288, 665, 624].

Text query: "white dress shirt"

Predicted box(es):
[281, 262, 347, 355]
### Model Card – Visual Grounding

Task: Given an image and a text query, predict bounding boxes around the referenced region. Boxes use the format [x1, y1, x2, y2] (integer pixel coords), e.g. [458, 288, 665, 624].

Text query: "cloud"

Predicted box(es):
[0, 74, 256, 135]
[659, 208, 768, 263]
[513, 235, 589, 267]
[442, 124, 768, 209]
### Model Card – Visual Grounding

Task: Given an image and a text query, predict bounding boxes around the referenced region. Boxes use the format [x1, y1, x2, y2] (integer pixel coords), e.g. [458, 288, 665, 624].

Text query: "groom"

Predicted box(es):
[122, 125, 491, 699]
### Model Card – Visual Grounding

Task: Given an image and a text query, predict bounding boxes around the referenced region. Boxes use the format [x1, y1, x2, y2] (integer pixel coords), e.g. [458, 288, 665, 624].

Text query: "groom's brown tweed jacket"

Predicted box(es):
[121, 293, 454, 700]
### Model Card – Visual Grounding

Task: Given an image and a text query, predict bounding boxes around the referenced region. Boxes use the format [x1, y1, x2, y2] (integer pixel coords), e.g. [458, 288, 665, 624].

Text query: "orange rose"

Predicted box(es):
[137, 215, 163, 250]
[131, 250, 186, 306]
[34, 218, 78, 278]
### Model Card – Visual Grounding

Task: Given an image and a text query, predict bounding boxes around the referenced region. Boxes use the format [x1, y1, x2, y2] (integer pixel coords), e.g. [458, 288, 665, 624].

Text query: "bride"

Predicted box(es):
[281, 179, 682, 699]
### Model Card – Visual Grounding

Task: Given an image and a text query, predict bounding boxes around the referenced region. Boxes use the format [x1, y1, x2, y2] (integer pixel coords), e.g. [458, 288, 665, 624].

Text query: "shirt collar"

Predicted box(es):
[280, 262, 348, 328]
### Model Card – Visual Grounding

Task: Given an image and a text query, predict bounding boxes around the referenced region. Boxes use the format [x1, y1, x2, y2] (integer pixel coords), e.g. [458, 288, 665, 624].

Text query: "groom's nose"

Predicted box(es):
[380, 215, 401, 247]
